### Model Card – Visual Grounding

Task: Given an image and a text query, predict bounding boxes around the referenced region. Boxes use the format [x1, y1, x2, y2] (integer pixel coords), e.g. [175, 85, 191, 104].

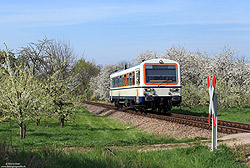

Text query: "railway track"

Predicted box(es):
[83, 101, 250, 134]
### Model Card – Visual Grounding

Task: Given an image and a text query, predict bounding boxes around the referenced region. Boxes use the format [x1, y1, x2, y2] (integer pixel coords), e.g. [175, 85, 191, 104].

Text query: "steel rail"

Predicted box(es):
[83, 101, 250, 134]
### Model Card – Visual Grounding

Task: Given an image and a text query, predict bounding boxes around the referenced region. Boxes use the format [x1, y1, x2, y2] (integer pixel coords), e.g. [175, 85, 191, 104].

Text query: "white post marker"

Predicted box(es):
[207, 75, 217, 151]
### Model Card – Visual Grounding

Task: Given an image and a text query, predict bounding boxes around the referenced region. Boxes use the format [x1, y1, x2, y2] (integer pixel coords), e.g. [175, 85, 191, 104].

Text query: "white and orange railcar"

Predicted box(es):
[110, 59, 181, 112]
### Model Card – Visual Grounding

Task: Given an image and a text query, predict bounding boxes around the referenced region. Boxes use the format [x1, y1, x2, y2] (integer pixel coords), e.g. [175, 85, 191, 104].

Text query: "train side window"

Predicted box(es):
[124, 74, 126, 86]
[127, 73, 129, 86]
[115, 77, 117, 87]
[118, 76, 119, 87]
[118, 77, 120, 87]
[130, 73, 132, 85]
[129, 73, 131, 85]
[121, 76, 122, 87]
[122, 75, 123, 86]
[132, 72, 135, 85]
[129, 73, 132, 85]
[125, 74, 126, 86]
[125, 75, 127, 86]
[122, 75, 124, 86]
[120, 76, 122, 87]
[125, 74, 127, 86]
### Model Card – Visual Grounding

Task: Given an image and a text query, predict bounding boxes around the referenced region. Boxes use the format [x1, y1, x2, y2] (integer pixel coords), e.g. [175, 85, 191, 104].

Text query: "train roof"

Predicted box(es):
[110, 63, 140, 77]
[110, 58, 178, 77]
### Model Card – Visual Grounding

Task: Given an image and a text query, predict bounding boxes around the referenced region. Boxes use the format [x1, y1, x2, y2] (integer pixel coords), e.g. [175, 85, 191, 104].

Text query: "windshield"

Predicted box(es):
[144, 64, 177, 84]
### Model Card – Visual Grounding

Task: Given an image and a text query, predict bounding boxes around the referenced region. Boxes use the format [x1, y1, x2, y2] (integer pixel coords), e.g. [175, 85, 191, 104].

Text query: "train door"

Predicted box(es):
[135, 69, 140, 104]
[135, 69, 140, 86]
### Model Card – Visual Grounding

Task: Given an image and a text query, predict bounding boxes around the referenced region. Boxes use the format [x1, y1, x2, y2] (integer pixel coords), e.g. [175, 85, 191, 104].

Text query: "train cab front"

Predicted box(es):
[142, 59, 181, 110]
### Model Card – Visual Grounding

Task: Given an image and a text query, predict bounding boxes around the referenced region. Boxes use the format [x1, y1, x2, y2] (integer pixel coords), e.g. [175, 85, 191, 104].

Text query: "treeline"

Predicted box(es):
[0, 38, 100, 139]
[0, 38, 249, 139]
[90, 47, 250, 110]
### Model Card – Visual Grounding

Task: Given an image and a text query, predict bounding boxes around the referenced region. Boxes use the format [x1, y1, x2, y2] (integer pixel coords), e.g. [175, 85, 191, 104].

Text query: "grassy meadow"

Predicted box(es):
[0, 106, 195, 149]
[0, 105, 248, 167]
[1, 143, 247, 168]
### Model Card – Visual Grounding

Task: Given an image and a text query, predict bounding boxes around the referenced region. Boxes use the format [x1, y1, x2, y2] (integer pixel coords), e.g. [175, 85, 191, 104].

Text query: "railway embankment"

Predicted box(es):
[83, 103, 250, 147]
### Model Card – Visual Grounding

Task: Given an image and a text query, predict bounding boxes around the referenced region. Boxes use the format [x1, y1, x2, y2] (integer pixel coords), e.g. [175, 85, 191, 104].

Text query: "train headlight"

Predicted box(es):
[144, 88, 151, 92]
[170, 88, 179, 92]
[144, 88, 155, 92]
[144, 88, 155, 96]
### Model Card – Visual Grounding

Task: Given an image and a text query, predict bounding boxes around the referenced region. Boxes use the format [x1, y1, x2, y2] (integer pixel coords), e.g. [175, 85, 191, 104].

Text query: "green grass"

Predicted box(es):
[0, 106, 196, 149]
[0, 105, 248, 167]
[170, 106, 250, 123]
[0, 143, 246, 168]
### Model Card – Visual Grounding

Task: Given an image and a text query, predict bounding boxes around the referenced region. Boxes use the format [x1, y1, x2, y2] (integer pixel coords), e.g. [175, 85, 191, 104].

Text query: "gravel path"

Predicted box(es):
[84, 104, 227, 140]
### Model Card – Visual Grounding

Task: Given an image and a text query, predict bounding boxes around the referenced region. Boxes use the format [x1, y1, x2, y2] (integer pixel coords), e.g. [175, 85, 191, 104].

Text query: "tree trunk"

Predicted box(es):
[20, 123, 23, 139]
[61, 118, 64, 128]
[36, 119, 40, 126]
[23, 124, 26, 139]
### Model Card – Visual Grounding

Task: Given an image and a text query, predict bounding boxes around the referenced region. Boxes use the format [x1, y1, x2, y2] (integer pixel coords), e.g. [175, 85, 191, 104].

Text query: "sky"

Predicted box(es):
[0, 0, 250, 65]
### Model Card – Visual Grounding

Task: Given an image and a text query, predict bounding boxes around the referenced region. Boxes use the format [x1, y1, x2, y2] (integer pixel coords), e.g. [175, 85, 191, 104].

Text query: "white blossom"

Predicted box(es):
[90, 46, 249, 109]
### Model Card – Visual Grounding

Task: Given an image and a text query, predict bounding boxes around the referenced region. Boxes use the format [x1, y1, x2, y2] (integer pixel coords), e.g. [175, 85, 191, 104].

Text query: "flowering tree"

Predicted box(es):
[162, 45, 210, 86]
[45, 70, 76, 128]
[0, 41, 78, 140]
[18, 37, 75, 80]
[90, 65, 117, 101]
[133, 50, 158, 64]
[89, 45, 249, 109]
[163, 45, 250, 108]
[211, 47, 250, 109]
[18, 38, 78, 127]
[0, 45, 51, 139]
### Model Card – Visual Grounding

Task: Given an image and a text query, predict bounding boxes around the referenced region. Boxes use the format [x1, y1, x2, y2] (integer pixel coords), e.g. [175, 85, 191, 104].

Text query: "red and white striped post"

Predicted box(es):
[207, 75, 218, 151]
